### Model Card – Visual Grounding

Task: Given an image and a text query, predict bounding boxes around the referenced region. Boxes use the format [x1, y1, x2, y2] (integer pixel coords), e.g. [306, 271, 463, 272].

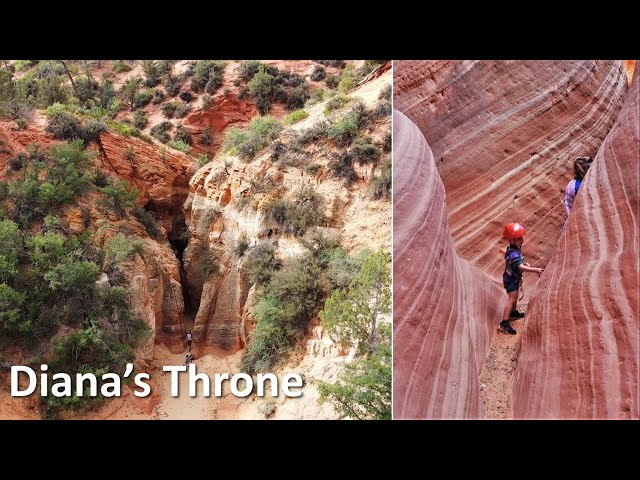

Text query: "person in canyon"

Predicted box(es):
[185, 330, 193, 352]
[498, 223, 545, 335]
[564, 156, 593, 218]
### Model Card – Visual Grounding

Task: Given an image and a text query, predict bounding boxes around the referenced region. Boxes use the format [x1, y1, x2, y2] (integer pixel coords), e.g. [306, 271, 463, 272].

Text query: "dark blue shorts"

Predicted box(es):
[503, 274, 520, 294]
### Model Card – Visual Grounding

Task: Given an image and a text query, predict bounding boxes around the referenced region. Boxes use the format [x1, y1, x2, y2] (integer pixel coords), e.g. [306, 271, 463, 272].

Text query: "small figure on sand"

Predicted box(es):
[184, 353, 195, 366]
[498, 223, 545, 335]
[185, 330, 193, 352]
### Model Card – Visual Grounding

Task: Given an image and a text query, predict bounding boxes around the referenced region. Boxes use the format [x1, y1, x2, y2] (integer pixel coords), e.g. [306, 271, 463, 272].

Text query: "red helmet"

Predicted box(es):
[503, 223, 526, 240]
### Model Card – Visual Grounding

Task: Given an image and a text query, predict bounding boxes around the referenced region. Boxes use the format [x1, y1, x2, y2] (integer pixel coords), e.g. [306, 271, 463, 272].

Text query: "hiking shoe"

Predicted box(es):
[510, 310, 525, 319]
[498, 320, 517, 335]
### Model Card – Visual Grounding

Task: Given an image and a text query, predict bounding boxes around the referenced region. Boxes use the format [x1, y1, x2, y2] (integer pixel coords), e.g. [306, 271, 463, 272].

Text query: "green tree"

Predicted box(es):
[245, 242, 281, 285]
[120, 77, 140, 110]
[247, 67, 277, 115]
[0, 219, 21, 281]
[100, 179, 139, 217]
[0, 283, 26, 333]
[320, 249, 390, 353]
[318, 325, 391, 420]
[240, 294, 289, 374]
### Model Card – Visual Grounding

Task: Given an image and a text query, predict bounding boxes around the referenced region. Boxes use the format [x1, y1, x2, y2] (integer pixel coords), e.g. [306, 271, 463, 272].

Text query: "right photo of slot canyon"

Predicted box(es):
[393, 60, 639, 420]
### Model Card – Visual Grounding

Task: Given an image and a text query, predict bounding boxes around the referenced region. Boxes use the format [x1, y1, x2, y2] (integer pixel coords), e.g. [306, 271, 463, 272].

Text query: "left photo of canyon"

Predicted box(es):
[0, 60, 391, 419]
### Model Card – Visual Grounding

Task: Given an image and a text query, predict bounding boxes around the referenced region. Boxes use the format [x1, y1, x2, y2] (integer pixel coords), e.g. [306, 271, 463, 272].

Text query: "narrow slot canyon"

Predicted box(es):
[393, 60, 637, 419]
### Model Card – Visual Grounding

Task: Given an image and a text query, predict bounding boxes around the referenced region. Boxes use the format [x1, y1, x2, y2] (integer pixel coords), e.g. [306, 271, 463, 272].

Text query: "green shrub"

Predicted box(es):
[245, 242, 280, 285]
[327, 115, 359, 147]
[330, 150, 357, 184]
[268, 254, 323, 329]
[352, 138, 381, 165]
[241, 252, 325, 374]
[318, 329, 391, 420]
[152, 89, 165, 104]
[304, 163, 321, 175]
[326, 248, 369, 289]
[194, 249, 219, 281]
[323, 94, 351, 115]
[240, 295, 290, 374]
[370, 159, 391, 200]
[112, 61, 133, 73]
[190, 60, 226, 93]
[310, 65, 326, 81]
[175, 102, 191, 118]
[338, 63, 358, 94]
[15, 118, 29, 130]
[133, 88, 154, 109]
[133, 110, 147, 129]
[124, 146, 135, 162]
[132, 205, 161, 239]
[161, 101, 179, 119]
[142, 60, 161, 87]
[372, 99, 391, 119]
[150, 121, 173, 143]
[0, 283, 25, 333]
[108, 121, 151, 142]
[45, 311, 149, 417]
[265, 186, 324, 236]
[247, 67, 277, 115]
[163, 74, 182, 97]
[197, 153, 210, 168]
[238, 86, 249, 100]
[98, 80, 117, 109]
[9, 153, 26, 171]
[200, 128, 213, 146]
[223, 116, 281, 160]
[379, 83, 391, 101]
[291, 120, 328, 147]
[14, 60, 33, 72]
[234, 232, 250, 257]
[179, 90, 193, 103]
[173, 124, 192, 145]
[45, 112, 85, 142]
[6, 141, 94, 227]
[0, 219, 21, 281]
[239, 60, 262, 81]
[300, 230, 342, 268]
[282, 109, 308, 125]
[99, 179, 138, 217]
[286, 86, 309, 111]
[83, 118, 106, 143]
[204, 75, 223, 94]
[382, 131, 391, 153]
[75, 76, 100, 104]
[104, 233, 145, 265]
[167, 139, 190, 154]
[201, 93, 212, 109]
[119, 77, 141, 110]
[325, 74, 339, 89]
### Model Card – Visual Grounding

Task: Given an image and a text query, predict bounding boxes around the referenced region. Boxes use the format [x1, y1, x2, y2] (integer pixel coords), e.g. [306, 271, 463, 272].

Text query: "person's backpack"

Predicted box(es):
[574, 179, 582, 195]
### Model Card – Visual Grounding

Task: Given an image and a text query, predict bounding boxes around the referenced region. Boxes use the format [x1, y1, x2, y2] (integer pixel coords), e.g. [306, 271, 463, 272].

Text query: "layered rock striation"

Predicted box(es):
[512, 68, 639, 419]
[393, 110, 503, 419]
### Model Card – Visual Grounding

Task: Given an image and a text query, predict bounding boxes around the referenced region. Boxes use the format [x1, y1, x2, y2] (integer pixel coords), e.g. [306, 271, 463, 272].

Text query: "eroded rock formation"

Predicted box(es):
[393, 110, 503, 419]
[394, 61, 628, 281]
[512, 68, 639, 420]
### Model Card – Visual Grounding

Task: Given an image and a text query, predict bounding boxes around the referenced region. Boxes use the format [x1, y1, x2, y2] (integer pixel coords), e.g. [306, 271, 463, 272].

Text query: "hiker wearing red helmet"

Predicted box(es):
[498, 223, 545, 334]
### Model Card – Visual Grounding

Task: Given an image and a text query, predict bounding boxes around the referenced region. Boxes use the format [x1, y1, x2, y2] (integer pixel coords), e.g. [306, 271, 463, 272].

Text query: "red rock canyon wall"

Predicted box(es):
[393, 110, 503, 419]
[394, 61, 628, 282]
[511, 68, 639, 419]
